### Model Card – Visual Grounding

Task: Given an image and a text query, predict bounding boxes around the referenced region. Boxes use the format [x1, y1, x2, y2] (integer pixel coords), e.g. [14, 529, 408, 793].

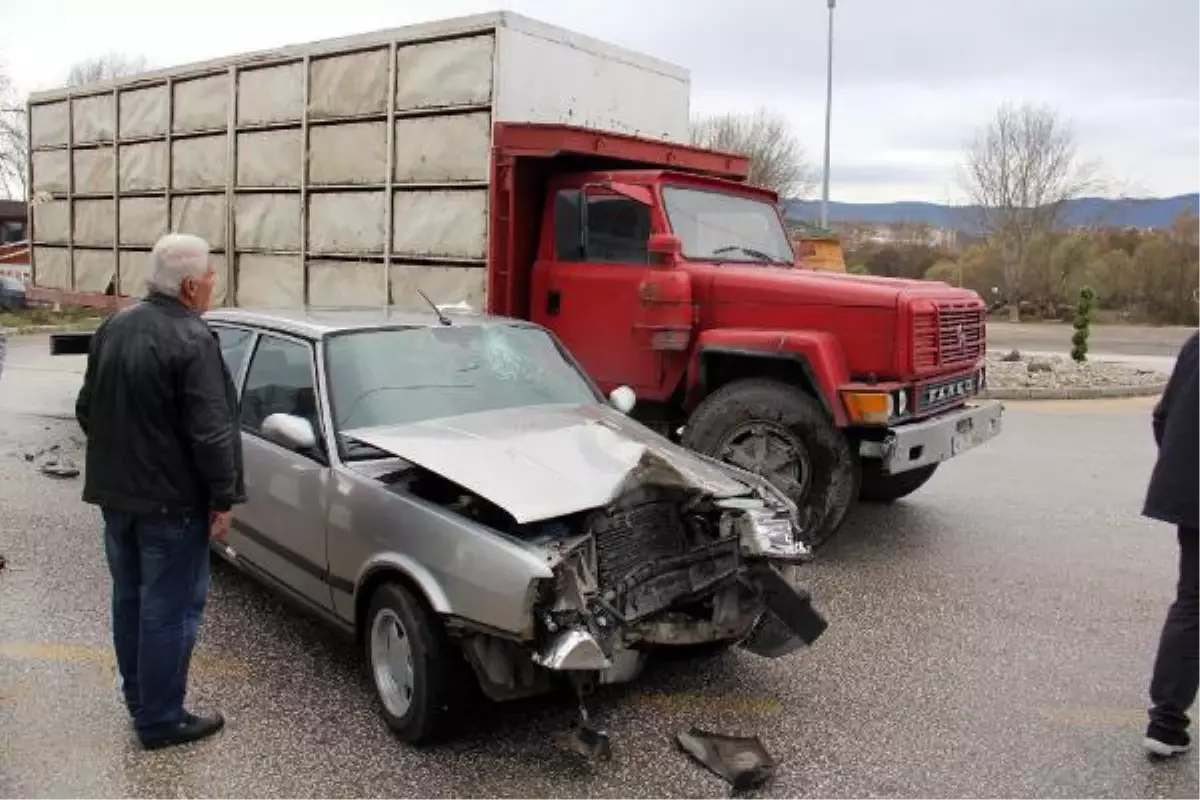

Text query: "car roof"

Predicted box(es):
[203, 306, 527, 340]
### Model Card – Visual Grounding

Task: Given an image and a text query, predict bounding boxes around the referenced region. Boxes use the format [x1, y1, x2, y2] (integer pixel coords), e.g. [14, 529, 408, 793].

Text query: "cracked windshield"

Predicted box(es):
[325, 324, 598, 454]
[662, 186, 794, 264]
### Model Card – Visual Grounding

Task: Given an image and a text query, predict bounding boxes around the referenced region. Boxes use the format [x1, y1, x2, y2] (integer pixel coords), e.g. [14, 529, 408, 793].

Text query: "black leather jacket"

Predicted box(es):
[76, 293, 246, 516]
[1143, 331, 1199, 531]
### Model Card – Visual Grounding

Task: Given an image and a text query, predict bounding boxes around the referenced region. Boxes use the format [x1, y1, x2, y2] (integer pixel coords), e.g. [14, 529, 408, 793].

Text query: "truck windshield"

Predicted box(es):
[661, 186, 794, 265]
[325, 323, 601, 456]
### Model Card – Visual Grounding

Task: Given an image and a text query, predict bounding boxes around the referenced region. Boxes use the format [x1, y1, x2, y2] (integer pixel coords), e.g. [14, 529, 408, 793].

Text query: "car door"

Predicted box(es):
[229, 330, 335, 612]
[530, 188, 664, 392]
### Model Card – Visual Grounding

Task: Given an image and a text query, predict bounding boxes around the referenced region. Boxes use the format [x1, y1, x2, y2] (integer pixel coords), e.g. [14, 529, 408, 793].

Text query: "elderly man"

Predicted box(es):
[76, 232, 244, 751]
[1142, 330, 1199, 758]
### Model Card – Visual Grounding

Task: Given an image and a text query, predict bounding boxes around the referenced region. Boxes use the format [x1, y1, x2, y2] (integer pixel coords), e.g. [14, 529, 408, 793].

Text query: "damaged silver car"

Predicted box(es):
[206, 307, 828, 744]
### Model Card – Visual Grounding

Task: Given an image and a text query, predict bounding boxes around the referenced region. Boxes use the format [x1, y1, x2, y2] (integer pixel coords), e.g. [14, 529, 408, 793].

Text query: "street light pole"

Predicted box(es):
[820, 0, 836, 229]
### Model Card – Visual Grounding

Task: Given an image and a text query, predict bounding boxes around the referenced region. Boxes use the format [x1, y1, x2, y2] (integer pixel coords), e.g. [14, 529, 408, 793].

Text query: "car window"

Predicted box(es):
[325, 323, 601, 459]
[239, 334, 321, 441]
[212, 325, 254, 380]
[555, 189, 651, 264]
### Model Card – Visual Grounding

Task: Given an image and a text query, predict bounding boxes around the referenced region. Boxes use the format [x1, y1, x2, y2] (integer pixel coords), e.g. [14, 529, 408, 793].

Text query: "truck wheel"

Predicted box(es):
[365, 582, 464, 744]
[859, 462, 938, 503]
[682, 378, 859, 548]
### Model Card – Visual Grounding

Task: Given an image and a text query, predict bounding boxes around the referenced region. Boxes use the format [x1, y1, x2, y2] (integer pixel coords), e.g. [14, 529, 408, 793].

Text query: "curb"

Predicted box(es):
[1, 324, 101, 335]
[979, 382, 1167, 401]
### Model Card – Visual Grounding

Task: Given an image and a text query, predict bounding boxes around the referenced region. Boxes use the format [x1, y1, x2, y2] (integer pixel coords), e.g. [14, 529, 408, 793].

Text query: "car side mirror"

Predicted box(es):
[647, 233, 682, 265]
[608, 385, 636, 415]
[261, 413, 318, 452]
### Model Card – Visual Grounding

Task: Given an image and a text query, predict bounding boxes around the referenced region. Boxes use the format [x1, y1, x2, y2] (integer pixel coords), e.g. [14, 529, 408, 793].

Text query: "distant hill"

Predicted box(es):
[783, 193, 1199, 232]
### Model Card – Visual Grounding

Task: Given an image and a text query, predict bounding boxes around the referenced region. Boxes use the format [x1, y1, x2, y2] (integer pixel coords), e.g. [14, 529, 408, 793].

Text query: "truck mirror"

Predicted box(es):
[648, 233, 683, 265]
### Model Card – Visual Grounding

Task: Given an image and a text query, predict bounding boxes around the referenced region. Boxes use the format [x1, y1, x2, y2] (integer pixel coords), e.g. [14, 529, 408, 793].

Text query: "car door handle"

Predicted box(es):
[547, 290, 561, 316]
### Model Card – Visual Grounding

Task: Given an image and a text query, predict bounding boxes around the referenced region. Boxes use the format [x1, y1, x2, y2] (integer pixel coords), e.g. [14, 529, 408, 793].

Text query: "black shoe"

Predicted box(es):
[139, 711, 225, 751]
[1144, 725, 1191, 758]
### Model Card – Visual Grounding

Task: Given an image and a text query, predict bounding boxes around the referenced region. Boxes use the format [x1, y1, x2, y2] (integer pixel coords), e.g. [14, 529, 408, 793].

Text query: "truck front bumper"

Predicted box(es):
[859, 400, 1004, 475]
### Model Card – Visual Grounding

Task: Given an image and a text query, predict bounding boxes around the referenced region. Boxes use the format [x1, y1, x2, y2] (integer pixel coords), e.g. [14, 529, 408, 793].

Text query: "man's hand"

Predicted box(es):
[210, 510, 233, 542]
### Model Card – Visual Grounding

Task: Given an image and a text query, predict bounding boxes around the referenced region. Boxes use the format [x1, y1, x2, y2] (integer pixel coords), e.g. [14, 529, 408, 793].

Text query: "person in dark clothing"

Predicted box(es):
[1142, 330, 1199, 758]
[76, 232, 245, 751]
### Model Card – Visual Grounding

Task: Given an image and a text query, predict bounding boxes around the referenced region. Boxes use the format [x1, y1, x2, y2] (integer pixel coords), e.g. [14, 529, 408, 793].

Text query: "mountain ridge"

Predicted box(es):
[782, 193, 1199, 231]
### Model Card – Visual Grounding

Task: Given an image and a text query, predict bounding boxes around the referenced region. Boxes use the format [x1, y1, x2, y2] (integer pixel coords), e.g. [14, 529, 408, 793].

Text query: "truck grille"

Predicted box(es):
[590, 495, 687, 589]
[913, 302, 985, 370]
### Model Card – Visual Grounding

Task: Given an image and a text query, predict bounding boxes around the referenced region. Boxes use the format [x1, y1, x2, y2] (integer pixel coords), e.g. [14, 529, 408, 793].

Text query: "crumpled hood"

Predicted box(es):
[344, 404, 751, 524]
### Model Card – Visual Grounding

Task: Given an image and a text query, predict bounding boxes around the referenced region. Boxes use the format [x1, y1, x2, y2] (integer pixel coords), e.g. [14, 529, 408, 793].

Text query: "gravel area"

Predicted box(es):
[985, 351, 1169, 391]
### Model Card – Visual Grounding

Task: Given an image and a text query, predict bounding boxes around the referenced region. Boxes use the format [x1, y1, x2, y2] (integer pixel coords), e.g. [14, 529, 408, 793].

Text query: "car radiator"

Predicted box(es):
[590, 493, 689, 589]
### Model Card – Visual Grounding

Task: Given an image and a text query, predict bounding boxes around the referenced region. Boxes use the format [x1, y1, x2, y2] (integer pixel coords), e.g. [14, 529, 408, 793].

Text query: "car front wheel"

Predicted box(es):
[365, 582, 463, 744]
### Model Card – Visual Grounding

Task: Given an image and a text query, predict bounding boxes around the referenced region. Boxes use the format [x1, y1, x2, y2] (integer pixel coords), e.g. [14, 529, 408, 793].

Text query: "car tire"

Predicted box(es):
[682, 378, 859, 549]
[858, 462, 938, 503]
[365, 582, 463, 744]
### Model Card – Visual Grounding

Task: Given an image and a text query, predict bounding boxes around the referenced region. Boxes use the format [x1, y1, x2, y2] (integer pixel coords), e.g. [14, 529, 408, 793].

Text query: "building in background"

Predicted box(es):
[0, 200, 29, 282]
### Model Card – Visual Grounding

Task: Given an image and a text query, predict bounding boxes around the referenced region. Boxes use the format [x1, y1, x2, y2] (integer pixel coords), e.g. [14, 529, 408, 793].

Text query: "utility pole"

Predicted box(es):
[820, 0, 836, 229]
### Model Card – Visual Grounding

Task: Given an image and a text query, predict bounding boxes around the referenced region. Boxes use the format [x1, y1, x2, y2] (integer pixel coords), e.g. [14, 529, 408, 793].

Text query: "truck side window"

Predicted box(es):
[555, 190, 651, 265]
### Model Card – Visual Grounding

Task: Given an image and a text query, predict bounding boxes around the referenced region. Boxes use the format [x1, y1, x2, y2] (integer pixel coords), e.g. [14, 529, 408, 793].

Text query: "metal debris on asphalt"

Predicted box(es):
[674, 726, 777, 791]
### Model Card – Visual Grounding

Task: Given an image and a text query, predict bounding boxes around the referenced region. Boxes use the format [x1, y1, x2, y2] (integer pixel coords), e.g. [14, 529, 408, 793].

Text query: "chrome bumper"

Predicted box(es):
[859, 400, 1004, 475]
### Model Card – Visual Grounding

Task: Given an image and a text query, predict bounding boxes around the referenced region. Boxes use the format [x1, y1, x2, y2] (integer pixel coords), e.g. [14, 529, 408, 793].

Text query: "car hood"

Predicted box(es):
[343, 404, 751, 524]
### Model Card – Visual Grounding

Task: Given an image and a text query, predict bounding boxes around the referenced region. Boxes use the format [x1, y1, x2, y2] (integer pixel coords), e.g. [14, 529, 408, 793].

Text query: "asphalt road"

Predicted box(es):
[987, 322, 1195, 358]
[1, 393, 1196, 798]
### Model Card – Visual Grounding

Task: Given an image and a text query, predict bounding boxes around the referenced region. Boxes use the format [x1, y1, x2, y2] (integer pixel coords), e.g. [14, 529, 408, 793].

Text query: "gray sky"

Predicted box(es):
[2, 0, 1196, 203]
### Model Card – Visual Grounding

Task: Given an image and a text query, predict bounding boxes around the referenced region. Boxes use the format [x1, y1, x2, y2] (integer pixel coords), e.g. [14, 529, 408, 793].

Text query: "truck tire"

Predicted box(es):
[859, 462, 938, 504]
[682, 378, 859, 548]
[365, 582, 465, 744]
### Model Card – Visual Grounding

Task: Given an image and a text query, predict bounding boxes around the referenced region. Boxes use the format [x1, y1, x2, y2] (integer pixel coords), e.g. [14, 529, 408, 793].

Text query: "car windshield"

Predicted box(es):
[661, 185, 795, 265]
[325, 323, 600, 458]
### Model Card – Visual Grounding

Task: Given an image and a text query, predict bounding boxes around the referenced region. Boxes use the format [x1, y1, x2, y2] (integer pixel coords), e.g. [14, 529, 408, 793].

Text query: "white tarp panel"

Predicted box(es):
[172, 195, 226, 247]
[120, 86, 169, 138]
[393, 113, 489, 183]
[308, 192, 386, 254]
[173, 75, 229, 132]
[75, 249, 116, 292]
[493, 25, 690, 141]
[238, 63, 304, 125]
[119, 249, 151, 296]
[395, 35, 494, 110]
[389, 263, 487, 310]
[33, 200, 70, 243]
[32, 150, 69, 194]
[172, 136, 228, 189]
[74, 147, 115, 194]
[120, 141, 167, 191]
[392, 190, 486, 260]
[236, 254, 303, 306]
[119, 197, 167, 245]
[73, 94, 115, 143]
[237, 129, 302, 187]
[34, 247, 71, 289]
[235, 194, 300, 250]
[308, 261, 387, 305]
[310, 49, 389, 118]
[309, 122, 387, 185]
[30, 102, 69, 147]
[74, 199, 116, 247]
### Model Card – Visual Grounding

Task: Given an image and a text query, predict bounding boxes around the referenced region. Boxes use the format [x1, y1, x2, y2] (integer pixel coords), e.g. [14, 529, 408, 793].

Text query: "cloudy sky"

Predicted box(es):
[1, 0, 1196, 203]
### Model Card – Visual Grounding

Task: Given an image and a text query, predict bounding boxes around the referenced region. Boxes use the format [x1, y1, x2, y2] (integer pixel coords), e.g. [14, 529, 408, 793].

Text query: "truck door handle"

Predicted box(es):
[547, 290, 561, 316]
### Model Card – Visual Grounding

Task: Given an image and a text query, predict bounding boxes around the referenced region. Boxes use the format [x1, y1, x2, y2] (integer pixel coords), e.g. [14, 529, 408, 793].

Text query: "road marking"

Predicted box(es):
[1035, 707, 1147, 726]
[0, 641, 252, 679]
[630, 690, 782, 716]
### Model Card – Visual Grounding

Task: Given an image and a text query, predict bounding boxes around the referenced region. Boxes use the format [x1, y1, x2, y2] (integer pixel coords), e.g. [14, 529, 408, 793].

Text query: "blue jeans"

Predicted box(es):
[102, 508, 210, 736]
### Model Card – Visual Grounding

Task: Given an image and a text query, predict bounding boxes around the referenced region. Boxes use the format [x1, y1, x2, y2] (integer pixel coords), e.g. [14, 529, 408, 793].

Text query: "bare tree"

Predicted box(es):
[962, 102, 1098, 321]
[0, 63, 27, 200]
[66, 53, 149, 87]
[690, 108, 816, 199]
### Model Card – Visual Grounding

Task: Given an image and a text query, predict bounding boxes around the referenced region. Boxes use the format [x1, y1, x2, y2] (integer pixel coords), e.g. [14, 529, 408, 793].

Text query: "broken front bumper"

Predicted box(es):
[859, 399, 1004, 475]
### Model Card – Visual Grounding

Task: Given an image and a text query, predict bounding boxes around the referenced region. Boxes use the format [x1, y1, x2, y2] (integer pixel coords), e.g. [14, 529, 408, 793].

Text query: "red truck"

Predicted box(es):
[28, 12, 1002, 546]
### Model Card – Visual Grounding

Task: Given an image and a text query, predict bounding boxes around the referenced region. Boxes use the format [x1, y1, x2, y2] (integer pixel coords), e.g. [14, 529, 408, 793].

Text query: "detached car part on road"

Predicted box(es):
[100, 308, 828, 743]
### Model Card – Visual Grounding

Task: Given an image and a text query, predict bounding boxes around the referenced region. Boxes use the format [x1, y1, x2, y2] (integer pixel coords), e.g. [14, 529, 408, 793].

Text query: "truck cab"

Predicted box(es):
[491, 126, 1003, 547]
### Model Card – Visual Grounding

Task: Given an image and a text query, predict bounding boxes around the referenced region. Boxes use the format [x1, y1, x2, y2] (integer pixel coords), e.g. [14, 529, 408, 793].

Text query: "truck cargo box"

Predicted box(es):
[25, 11, 691, 309]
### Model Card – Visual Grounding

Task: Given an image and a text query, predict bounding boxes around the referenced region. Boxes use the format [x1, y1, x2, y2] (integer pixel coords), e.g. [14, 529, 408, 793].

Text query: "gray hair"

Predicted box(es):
[147, 233, 210, 296]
